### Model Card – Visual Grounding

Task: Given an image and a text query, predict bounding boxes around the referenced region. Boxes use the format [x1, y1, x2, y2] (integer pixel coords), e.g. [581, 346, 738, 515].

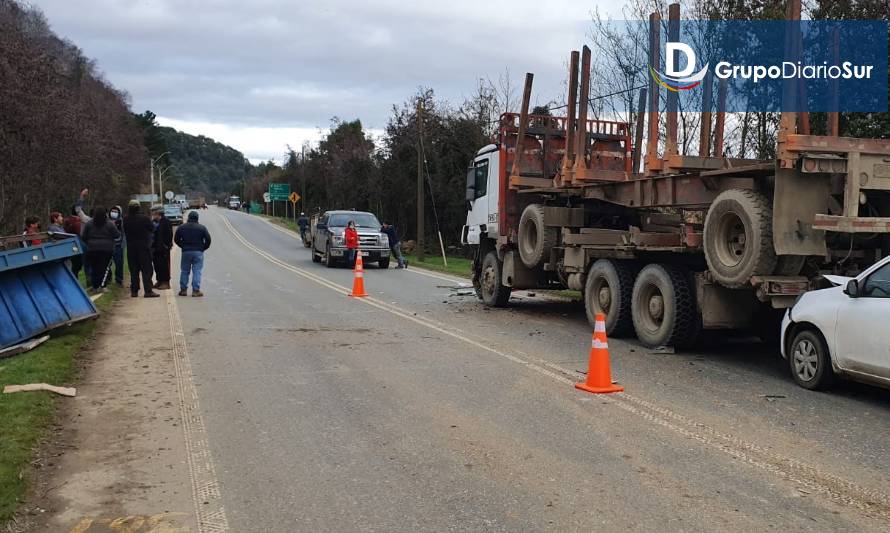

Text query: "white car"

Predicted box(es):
[781, 255, 890, 390]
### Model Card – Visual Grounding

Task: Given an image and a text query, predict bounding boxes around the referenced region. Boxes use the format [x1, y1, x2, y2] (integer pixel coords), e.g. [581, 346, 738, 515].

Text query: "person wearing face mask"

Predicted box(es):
[344, 220, 359, 267]
[109, 205, 126, 287]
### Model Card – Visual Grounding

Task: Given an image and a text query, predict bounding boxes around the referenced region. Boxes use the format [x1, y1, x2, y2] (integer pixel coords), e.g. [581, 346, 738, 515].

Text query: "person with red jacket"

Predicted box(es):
[344, 220, 359, 266]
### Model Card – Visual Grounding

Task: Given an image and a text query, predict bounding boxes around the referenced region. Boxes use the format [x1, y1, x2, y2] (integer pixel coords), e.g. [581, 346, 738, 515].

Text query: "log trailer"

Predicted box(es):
[461, 1, 890, 348]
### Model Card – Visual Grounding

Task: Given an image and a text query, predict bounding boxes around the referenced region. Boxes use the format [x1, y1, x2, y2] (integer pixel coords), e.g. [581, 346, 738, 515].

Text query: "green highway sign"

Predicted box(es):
[269, 183, 291, 201]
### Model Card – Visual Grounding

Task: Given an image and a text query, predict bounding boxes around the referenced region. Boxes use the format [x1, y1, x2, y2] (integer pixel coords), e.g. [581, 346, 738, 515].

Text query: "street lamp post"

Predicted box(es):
[150, 151, 170, 201]
[158, 165, 174, 204]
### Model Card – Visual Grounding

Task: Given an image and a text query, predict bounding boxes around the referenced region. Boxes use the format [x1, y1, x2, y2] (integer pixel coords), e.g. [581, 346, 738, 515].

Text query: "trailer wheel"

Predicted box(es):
[585, 259, 637, 337]
[478, 251, 510, 307]
[704, 189, 777, 288]
[518, 204, 557, 269]
[631, 264, 701, 349]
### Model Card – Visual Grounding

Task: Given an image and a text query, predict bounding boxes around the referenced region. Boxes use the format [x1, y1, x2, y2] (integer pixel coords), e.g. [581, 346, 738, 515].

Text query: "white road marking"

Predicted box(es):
[218, 211, 890, 522]
[166, 266, 230, 533]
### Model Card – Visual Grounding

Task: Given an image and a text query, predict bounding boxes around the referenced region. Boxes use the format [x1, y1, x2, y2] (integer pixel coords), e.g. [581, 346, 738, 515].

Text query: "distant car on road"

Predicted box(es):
[164, 203, 184, 225]
[781, 255, 890, 390]
[311, 210, 390, 268]
[228, 196, 241, 210]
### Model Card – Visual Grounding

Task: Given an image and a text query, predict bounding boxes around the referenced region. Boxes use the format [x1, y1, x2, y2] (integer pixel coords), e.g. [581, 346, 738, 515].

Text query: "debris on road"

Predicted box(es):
[3, 383, 77, 397]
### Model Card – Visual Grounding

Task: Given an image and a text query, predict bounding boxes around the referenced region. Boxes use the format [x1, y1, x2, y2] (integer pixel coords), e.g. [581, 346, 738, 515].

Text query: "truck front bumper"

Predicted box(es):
[329, 247, 390, 261]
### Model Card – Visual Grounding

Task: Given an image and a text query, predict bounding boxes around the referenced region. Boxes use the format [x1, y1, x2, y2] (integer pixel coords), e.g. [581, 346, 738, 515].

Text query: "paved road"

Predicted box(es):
[176, 207, 890, 532]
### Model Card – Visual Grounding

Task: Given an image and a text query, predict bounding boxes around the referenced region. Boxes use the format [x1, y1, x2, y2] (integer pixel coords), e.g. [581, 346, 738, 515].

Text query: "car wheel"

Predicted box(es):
[312, 247, 321, 263]
[789, 329, 835, 390]
[378, 258, 390, 269]
[325, 243, 335, 268]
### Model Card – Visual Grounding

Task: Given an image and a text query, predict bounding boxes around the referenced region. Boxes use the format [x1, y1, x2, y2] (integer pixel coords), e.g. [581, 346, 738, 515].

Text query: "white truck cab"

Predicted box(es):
[462, 144, 500, 246]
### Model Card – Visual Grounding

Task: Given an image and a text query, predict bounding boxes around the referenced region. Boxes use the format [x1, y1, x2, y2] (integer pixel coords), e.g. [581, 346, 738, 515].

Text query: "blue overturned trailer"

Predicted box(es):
[0, 234, 98, 350]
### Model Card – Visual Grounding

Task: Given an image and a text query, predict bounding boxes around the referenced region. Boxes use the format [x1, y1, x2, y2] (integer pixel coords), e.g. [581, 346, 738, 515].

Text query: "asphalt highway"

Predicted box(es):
[175, 207, 890, 532]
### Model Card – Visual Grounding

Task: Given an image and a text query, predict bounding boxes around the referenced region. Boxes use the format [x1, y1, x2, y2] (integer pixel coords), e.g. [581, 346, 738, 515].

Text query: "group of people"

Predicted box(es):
[22, 189, 212, 298]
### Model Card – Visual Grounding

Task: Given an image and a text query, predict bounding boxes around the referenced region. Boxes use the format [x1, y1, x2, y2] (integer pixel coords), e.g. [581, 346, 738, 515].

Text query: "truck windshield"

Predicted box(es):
[328, 213, 380, 228]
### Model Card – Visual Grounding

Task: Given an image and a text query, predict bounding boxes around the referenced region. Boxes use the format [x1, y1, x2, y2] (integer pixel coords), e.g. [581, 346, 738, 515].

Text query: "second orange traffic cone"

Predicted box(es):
[349, 252, 368, 298]
[575, 313, 624, 394]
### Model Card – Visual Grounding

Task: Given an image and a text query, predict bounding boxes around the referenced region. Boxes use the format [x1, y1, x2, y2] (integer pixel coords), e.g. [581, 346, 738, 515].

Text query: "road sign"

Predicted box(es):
[289, 192, 300, 204]
[165, 190, 174, 200]
[263, 192, 271, 203]
[269, 183, 290, 201]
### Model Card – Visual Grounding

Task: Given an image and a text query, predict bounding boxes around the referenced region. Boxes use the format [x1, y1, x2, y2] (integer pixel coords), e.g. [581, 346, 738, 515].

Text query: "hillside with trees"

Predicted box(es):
[0, 0, 147, 235]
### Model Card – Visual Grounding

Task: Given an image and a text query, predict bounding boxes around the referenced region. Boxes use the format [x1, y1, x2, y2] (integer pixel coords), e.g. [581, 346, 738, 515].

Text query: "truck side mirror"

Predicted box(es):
[465, 167, 476, 202]
[844, 279, 860, 298]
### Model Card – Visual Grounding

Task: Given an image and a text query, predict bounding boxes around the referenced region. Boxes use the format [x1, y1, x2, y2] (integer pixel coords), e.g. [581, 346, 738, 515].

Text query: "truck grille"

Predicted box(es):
[359, 235, 378, 247]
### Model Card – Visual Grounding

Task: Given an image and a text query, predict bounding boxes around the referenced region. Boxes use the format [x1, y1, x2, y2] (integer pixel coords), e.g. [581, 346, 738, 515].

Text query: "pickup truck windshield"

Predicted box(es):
[328, 213, 379, 228]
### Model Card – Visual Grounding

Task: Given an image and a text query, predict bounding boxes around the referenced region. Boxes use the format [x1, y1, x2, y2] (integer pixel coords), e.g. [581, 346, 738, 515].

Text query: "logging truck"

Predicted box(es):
[461, 5, 890, 348]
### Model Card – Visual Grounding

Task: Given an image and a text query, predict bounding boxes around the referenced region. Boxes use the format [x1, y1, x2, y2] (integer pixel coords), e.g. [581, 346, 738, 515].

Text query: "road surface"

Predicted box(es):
[172, 207, 890, 531]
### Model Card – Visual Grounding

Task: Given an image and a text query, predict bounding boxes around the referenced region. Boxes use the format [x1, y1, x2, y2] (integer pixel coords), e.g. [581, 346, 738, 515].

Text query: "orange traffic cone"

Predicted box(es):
[349, 252, 368, 298]
[575, 313, 624, 394]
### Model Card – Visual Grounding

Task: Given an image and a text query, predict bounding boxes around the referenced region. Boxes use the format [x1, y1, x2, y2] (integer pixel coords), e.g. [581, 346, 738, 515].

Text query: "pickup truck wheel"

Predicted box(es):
[704, 189, 777, 288]
[585, 259, 637, 337]
[378, 258, 390, 269]
[312, 249, 321, 263]
[789, 329, 835, 390]
[518, 204, 557, 269]
[631, 264, 700, 349]
[479, 251, 510, 307]
[325, 243, 335, 268]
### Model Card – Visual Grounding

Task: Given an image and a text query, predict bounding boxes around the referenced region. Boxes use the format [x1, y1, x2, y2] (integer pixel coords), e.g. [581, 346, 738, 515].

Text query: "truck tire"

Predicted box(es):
[478, 251, 510, 307]
[585, 259, 637, 337]
[518, 204, 557, 269]
[703, 189, 777, 288]
[631, 264, 700, 349]
[325, 243, 335, 268]
[312, 249, 321, 263]
[773, 255, 806, 276]
[378, 258, 390, 269]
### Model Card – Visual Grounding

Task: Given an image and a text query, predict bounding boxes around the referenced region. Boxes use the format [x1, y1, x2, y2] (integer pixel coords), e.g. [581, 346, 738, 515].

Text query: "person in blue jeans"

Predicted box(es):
[174, 211, 212, 297]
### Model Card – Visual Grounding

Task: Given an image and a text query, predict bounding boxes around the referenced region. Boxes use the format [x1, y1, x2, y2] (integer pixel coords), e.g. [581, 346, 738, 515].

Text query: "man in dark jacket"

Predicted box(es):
[151, 206, 174, 290]
[174, 211, 211, 297]
[297, 212, 309, 242]
[123, 201, 159, 298]
[381, 222, 406, 269]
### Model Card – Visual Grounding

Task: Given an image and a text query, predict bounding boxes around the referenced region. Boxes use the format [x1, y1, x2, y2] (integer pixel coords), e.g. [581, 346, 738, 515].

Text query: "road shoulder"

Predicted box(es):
[20, 293, 197, 532]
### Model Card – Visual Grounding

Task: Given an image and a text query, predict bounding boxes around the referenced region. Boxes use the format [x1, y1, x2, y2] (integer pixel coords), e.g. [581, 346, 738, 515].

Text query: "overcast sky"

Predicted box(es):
[34, 0, 619, 163]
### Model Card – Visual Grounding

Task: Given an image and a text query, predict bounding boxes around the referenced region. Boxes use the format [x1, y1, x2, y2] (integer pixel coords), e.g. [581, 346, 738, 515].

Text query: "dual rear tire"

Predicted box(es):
[585, 259, 700, 348]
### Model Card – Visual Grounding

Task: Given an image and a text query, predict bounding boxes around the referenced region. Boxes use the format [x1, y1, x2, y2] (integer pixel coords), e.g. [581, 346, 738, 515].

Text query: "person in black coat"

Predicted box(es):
[123, 201, 159, 298]
[151, 206, 174, 290]
[81, 207, 120, 291]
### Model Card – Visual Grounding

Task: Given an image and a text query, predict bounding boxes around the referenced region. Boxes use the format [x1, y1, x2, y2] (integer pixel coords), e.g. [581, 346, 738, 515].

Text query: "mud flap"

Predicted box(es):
[772, 166, 829, 256]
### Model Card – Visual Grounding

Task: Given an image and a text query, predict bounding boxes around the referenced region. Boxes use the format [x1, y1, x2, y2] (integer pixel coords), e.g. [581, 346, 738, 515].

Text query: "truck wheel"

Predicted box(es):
[325, 244, 335, 268]
[631, 264, 700, 349]
[479, 251, 510, 307]
[518, 204, 557, 269]
[585, 259, 637, 337]
[789, 328, 835, 390]
[774, 255, 806, 276]
[378, 258, 390, 269]
[703, 189, 777, 288]
[312, 249, 321, 263]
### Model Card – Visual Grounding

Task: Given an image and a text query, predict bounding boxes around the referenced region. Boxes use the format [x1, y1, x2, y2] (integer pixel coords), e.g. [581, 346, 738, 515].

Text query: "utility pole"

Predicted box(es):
[416, 100, 425, 262]
[301, 144, 307, 215]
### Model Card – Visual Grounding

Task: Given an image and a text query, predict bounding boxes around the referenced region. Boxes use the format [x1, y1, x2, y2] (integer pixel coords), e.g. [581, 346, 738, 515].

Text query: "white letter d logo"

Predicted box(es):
[666, 42, 696, 78]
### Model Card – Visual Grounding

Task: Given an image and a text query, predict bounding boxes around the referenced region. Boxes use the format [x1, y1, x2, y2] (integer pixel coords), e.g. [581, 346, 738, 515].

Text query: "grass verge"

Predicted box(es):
[0, 272, 121, 523]
[403, 253, 472, 279]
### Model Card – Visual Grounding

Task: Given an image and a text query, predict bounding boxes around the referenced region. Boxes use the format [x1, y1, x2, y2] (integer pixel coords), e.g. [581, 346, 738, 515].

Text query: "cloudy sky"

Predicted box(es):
[34, 0, 619, 162]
